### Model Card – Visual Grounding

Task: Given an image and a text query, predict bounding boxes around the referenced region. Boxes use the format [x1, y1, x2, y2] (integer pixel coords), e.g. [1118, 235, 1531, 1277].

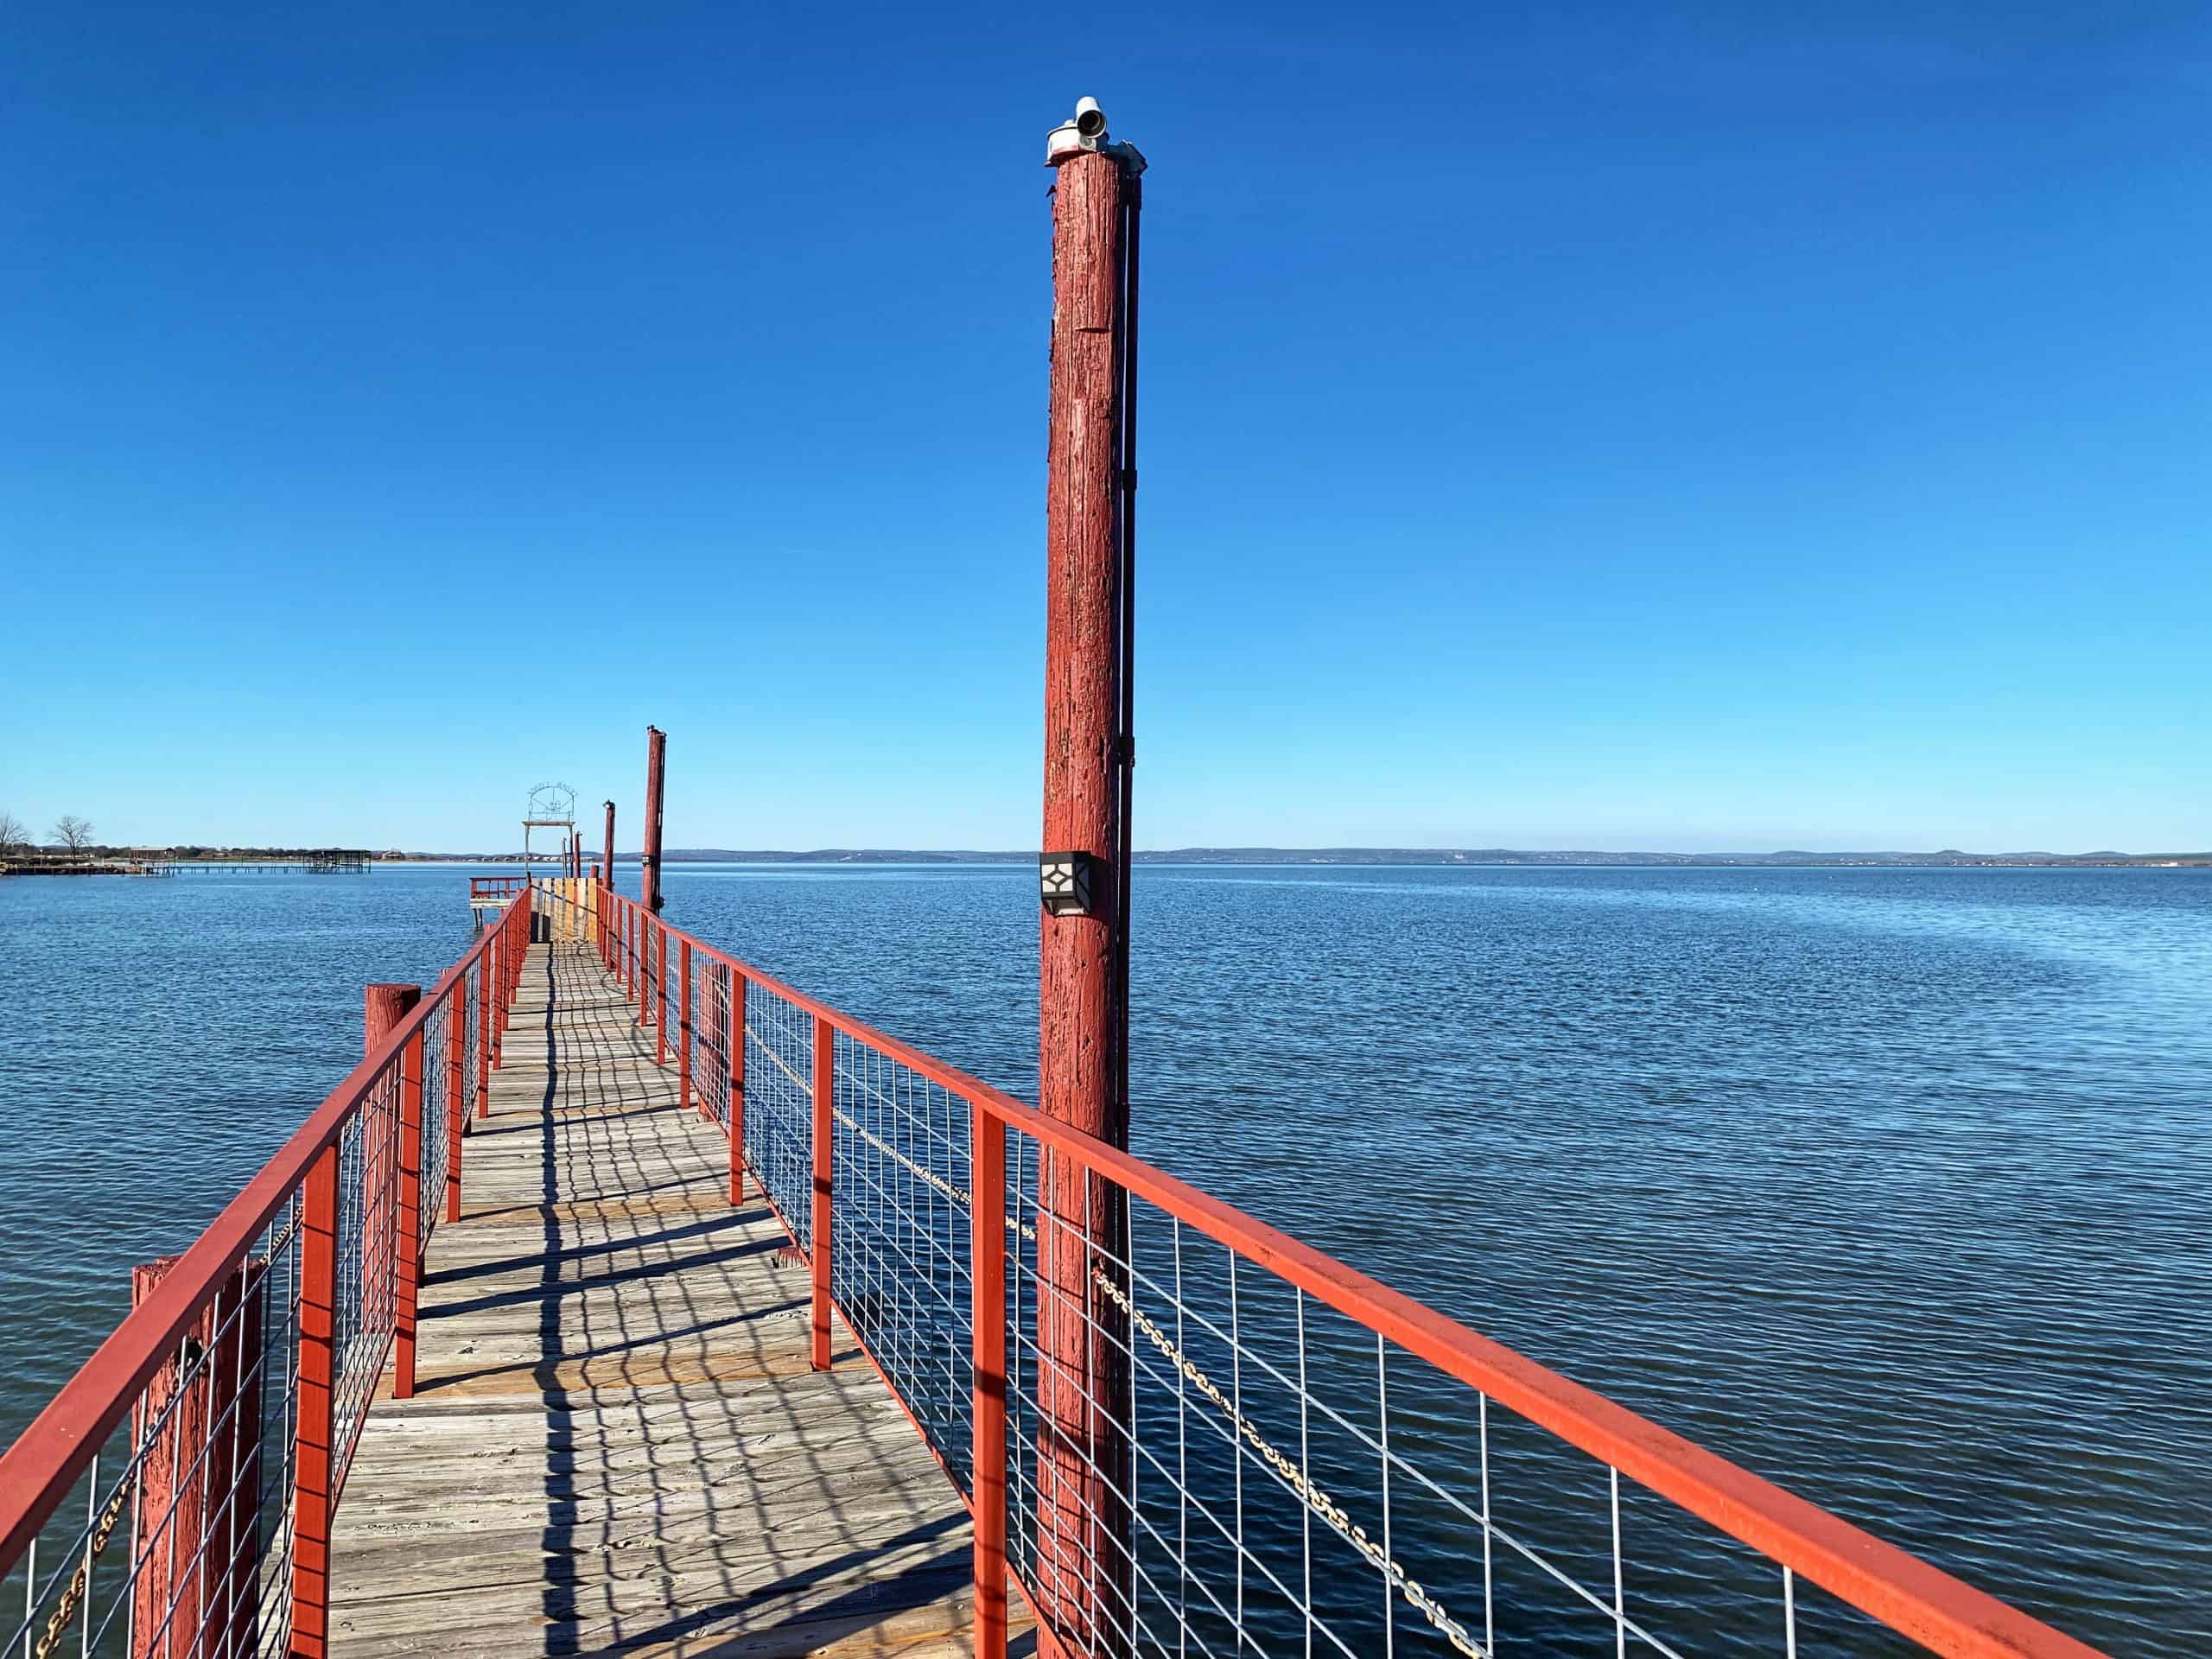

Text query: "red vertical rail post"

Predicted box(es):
[393, 1023, 426, 1399]
[970, 1101, 1010, 1659]
[655, 924, 670, 1061]
[678, 938, 694, 1112]
[362, 982, 420, 1376]
[728, 969, 747, 1204]
[1037, 106, 1137, 1656]
[489, 928, 505, 1072]
[446, 980, 467, 1221]
[477, 948, 493, 1116]
[810, 1013, 834, 1371]
[642, 725, 667, 914]
[289, 1143, 341, 1659]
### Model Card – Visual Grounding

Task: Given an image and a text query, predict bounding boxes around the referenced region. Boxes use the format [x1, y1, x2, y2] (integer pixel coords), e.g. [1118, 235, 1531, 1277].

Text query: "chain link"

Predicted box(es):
[33, 1481, 128, 1659]
[811, 1068, 1487, 1658]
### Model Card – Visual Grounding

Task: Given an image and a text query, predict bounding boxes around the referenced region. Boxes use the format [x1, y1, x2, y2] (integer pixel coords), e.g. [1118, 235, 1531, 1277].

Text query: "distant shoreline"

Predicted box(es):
[383, 847, 2212, 870]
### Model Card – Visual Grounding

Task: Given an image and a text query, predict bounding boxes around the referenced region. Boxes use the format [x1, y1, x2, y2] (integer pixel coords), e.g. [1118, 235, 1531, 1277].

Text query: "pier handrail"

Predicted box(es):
[0, 890, 532, 1659]
[575, 880, 2107, 1659]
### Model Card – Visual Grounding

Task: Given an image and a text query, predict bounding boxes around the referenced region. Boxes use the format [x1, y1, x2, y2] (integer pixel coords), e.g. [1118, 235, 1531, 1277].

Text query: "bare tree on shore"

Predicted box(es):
[0, 810, 27, 860]
[51, 815, 96, 855]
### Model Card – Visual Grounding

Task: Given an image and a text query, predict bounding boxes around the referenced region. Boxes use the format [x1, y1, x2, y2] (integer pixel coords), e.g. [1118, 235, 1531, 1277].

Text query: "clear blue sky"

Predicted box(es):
[4, 4, 2206, 854]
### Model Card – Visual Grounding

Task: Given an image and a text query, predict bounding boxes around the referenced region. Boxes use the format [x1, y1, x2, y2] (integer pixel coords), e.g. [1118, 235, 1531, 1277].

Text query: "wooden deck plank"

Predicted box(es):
[329, 939, 1027, 1658]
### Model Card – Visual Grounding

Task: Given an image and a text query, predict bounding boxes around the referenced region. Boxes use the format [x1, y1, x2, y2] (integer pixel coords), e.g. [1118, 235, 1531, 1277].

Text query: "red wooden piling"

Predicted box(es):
[289, 1145, 340, 1659]
[1038, 134, 1135, 1657]
[810, 1013, 834, 1371]
[642, 726, 666, 914]
[728, 970, 747, 1205]
[129, 1257, 207, 1659]
[602, 799, 616, 942]
[130, 1256, 264, 1659]
[970, 1102, 1010, 1659]
[678, 939, 694, 1113]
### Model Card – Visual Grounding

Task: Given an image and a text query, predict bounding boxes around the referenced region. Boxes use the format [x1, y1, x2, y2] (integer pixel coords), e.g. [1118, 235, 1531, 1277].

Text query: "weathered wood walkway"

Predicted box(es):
[329, 940, 1024, 1657]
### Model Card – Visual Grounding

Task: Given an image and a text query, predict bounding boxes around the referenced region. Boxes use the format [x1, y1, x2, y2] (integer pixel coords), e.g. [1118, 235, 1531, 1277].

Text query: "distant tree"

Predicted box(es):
[0, 810, 26, 859]
[51, 815, 96, 855]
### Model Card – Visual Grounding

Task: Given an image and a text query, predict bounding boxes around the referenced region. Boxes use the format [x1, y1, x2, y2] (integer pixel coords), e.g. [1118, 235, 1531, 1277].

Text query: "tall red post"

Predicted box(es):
[601, 800, 617, 956]
[642, 725, 667, 914]
[1037, 100, 1139, 1659]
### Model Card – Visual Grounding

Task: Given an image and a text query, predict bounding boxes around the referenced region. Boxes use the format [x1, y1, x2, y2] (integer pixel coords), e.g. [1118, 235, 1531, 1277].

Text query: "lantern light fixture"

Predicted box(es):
[1039, 851, 1097, 918]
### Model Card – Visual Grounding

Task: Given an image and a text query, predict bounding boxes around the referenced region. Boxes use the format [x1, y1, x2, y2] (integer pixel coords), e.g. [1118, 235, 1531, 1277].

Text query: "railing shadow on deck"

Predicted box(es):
[405, 940, 1003, 1656]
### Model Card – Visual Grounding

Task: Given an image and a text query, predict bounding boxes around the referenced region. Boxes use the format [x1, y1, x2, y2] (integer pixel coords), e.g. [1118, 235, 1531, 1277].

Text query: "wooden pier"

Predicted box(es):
[327, 938, 1028, 1657]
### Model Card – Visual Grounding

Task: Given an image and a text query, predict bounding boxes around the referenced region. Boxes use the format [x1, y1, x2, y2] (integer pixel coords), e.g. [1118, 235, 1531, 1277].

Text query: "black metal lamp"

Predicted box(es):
[1039, 850, 1096, 917]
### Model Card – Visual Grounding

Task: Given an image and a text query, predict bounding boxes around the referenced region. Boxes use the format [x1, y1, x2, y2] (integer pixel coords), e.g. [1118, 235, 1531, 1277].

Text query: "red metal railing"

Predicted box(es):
[0, 893, 532, 1659]
[577, 881, 2110, 1659]
[467, 874, 528, 903]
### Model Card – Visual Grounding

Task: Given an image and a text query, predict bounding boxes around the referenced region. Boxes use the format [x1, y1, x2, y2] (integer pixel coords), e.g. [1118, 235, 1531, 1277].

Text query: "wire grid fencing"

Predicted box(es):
[3, 918, 515, 1659]
[825, 1029, 979, 1494]
[691, 955, 736, 1135]
[991, 1166, 1938, 1659]
[738, 976, 816, 1253]
[416, 998, 453, 1256]
[3, 1198, 308, 1659]
[331, 1066, 400, 1484]
[759, 1047, 1936, 1659]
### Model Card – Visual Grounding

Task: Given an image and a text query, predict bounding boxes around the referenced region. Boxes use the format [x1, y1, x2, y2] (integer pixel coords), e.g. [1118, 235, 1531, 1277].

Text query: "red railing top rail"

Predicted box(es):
[0, 892, 526, 1568]
[588, 882, 2103, 1659]
[470, 874, 529, 897]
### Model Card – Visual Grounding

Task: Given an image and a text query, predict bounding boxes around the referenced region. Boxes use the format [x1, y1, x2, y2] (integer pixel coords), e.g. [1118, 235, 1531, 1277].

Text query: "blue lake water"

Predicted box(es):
[0, 863, 2204, 1653]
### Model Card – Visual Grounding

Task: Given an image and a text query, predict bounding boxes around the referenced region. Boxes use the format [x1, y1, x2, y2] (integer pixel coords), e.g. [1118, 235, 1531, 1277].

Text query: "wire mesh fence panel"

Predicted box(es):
[694, 957, 734, 1133]
[826, 1027, 979, 1497]
[741, 976, 816, 1252]
[3, 1192, 309, 1659]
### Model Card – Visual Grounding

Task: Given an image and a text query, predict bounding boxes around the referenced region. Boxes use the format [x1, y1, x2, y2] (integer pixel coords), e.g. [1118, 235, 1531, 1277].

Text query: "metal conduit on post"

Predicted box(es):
[1031, 94, 1143, 1659]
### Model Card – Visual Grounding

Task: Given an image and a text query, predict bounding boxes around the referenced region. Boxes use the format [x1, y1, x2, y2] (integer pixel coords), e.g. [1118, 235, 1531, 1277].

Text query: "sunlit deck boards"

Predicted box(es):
[328, 940, 1020, 1658]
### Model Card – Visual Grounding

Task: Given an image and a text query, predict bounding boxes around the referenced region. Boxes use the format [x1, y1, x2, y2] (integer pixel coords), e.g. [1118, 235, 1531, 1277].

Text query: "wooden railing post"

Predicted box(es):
[678, 939, 693, 1113]
[476, 952, 493, 1116]
[810, 1013, 834, 1371]
[970, 1100, 1010, 1659]
[446, 982, 467, 1220]
[289, 1143, 341, 1659]
[393, 1024, 426, 1400]
[491, 929, 506, 1071]
[728, 969, 747, 1205]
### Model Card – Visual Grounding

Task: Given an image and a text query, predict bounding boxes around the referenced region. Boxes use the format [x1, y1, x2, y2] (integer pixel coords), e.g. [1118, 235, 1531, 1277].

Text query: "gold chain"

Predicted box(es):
[819, 1081, 1487, 1659]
